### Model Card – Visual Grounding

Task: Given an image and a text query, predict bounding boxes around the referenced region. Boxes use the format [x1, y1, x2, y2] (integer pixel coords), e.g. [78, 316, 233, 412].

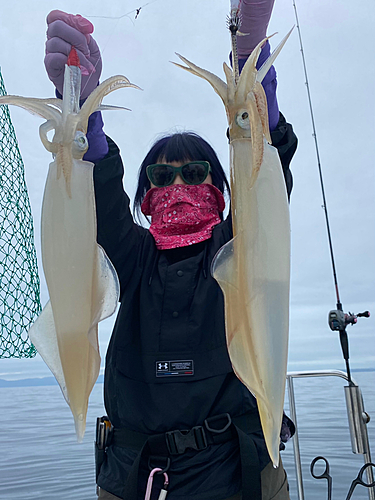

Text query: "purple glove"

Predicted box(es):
[233, 0, 279, 131]
[45, 10, 108, 163]
[239, 42, 279, 132]
[45, 10, 102, 100]
[237, 0, 275, 57]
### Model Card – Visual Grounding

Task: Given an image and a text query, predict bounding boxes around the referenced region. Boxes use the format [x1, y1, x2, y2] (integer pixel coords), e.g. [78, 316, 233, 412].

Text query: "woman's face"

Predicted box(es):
[150, 160, 213, 189]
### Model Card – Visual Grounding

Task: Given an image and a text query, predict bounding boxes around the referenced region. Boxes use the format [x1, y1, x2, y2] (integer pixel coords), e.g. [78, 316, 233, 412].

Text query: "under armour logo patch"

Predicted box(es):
[156, 360, 194, 377]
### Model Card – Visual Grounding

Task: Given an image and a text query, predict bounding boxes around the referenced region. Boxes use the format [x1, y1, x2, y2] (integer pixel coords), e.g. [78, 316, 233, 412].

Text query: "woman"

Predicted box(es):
[45, 2, 297, 499]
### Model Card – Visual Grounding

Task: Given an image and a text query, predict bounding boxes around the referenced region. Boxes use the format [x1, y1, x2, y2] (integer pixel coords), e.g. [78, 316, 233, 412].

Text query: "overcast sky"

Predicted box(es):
[0, 0, 374, 383]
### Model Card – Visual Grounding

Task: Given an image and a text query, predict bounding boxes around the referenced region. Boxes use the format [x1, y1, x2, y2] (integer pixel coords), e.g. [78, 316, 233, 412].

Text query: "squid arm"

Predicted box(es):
[173, 30, 292, 466]
[0, 71, 140, 441]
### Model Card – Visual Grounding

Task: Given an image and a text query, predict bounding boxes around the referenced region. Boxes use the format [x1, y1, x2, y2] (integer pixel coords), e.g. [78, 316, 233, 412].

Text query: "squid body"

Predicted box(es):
[174, 31, 292, 466]
[0, 56, 139, 441]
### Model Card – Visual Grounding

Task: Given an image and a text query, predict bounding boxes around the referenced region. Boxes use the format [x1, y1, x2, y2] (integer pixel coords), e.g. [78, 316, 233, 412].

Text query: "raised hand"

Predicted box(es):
[45, 10, 102, 100]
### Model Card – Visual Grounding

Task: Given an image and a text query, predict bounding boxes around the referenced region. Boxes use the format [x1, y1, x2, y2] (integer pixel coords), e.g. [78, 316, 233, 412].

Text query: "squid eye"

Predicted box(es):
[236, 110, 250, 130]
[73, 131, 88, 154]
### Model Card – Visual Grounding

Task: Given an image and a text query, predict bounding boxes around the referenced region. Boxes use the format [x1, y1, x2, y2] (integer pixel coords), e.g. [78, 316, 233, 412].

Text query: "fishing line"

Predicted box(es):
[292, 0, 370, 383]
[86, 1, 158, 21]
[292, 0, 342, 308]
[80, 0, 163, 97]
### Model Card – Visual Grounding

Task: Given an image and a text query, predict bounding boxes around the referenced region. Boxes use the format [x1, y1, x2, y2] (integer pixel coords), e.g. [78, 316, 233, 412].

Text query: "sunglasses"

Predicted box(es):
[146, 161, 211, 188]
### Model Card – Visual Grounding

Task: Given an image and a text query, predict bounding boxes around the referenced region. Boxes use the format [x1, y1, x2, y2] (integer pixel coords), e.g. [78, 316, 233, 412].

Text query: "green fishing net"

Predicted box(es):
[0, 69, 41, 358]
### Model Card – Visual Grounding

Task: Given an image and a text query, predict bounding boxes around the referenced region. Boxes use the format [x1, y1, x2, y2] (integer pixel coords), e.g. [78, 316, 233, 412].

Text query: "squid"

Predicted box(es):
[174, 30, 292, 467]
[0, 50, 140, 441]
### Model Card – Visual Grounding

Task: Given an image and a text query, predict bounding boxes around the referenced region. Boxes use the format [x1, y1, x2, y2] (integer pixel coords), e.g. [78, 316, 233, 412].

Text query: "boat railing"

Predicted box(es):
[286, 369, 374, 500]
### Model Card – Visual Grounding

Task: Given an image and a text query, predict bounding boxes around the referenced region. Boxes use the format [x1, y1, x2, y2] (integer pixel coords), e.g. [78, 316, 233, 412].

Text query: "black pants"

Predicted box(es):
[97, 458, 290, 500]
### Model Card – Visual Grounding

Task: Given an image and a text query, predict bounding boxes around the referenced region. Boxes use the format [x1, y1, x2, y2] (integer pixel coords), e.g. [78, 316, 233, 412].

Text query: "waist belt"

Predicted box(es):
[107, 411, 263, 500]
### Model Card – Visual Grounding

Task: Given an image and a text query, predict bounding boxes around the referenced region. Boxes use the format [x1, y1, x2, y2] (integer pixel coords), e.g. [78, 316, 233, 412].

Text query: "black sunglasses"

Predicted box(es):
[146, 161, 211, 188]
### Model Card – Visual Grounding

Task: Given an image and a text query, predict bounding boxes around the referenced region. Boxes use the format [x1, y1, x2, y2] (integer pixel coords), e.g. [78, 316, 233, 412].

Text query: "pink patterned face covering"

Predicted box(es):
[141, 184, 225, 250]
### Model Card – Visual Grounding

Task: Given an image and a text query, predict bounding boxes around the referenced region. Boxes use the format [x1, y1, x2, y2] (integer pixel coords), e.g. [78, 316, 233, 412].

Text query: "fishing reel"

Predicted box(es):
[328, 309, 370, 331]
[328, 307, 370, 384]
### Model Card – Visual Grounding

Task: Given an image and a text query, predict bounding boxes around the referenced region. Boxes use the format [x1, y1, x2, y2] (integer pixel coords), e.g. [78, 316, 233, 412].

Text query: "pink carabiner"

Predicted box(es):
[144, 468, 169, 500]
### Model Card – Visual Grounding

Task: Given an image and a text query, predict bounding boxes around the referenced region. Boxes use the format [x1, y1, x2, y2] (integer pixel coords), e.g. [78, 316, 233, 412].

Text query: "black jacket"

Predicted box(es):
[94, 114, 297, 500]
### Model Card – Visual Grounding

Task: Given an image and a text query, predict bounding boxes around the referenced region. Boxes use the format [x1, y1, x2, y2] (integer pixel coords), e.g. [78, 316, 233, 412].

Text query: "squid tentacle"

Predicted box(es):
[0, 95, 61, 122]
[254, 82, 271, 144]
[247, 93, 265, 187]
[39, 120, 59, 155]
[173, 54, 228, 104]
[79, 76, 141, 128]
[257, 28, 294, 84]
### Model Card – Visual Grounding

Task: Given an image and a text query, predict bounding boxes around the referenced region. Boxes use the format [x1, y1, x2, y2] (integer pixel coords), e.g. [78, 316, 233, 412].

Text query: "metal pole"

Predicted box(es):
[364, 450, 375, 500]
[287, 370, 374, 500]
[287, 375, 305, 500]
[344, 384, 375, 499]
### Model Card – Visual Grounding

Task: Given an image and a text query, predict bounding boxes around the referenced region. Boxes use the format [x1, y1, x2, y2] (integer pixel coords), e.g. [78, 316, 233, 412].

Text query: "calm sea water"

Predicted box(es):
[0, 370, 374, 500]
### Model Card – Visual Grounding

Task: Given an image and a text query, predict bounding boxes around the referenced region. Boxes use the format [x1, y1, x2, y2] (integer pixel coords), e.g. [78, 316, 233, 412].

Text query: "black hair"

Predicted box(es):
[133, 132, 230, 223]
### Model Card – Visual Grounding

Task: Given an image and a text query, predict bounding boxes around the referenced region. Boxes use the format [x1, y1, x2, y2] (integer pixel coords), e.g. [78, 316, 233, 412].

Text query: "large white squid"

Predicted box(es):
[0, 52, 139, 441]
[174, 30, 292, 467]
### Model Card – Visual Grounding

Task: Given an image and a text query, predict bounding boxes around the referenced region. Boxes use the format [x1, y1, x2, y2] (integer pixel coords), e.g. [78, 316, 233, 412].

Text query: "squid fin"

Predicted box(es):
[257, 398, 281, 468]
[212, 236, 241, 347]
[28, 301, 69, 404]
[90, 244, 120, 330]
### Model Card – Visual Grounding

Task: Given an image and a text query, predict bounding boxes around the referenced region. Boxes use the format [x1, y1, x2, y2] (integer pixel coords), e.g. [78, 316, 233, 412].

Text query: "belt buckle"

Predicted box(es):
[165, 426, 208, 455]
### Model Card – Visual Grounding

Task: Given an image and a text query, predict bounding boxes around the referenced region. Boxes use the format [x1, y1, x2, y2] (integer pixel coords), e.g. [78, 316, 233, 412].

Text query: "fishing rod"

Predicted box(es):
[292, 0, 370, 385]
